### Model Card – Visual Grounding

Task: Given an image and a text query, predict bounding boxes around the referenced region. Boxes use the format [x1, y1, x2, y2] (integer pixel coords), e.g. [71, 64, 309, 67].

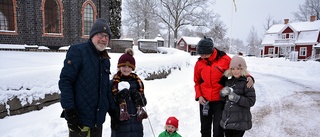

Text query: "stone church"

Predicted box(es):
[0, 0, 112, 50]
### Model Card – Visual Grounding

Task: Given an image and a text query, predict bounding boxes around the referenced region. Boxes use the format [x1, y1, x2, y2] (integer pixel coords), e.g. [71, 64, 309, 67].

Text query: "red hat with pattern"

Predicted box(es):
[166, 116, 179, 128]
[117, 48, 135, 70]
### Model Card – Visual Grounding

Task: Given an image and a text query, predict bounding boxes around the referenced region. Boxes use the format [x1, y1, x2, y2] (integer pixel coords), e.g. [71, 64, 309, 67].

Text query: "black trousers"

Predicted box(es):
[69, 125, 102, 137]
[200, 101, 224, 137]
[224, 129, 245, 137]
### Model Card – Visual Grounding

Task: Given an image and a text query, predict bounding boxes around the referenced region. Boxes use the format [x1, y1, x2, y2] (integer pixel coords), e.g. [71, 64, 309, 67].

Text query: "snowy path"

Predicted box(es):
[246, 71, 320, 137]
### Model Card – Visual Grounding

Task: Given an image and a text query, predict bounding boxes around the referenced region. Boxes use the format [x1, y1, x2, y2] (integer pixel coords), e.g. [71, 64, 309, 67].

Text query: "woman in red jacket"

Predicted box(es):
[194, 37, 253, 137]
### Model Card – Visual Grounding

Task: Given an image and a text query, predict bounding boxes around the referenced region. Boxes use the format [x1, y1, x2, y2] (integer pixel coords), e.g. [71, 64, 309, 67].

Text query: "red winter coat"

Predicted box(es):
[194, 48, 231, 101]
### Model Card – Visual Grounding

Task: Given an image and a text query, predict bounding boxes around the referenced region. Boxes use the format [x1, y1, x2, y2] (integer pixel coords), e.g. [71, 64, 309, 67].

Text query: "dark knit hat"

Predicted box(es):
[89, 18, 112, 39]
[166, 116, 179, 128]
[196, 37, 214, 54]
[230, 55, 247, 69]
[118, 48, 136, 70]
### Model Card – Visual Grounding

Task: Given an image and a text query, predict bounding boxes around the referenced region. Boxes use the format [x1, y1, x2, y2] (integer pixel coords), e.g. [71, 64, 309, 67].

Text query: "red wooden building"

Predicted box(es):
[261, 16, 320, 61]
[176, 36, 201, 55]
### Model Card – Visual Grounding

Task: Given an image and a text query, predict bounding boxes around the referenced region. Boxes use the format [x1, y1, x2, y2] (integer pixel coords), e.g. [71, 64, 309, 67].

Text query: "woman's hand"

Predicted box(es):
[198, 96, 207, 105]
[246, 76, 254, 88]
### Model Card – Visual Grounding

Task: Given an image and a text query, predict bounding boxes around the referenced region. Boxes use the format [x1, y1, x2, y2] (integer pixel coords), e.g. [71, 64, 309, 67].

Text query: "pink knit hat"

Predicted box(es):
[230, 55, 247, 69]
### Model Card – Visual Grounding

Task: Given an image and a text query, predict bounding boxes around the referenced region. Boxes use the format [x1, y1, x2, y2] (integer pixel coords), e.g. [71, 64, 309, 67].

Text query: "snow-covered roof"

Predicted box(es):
[266, 24, 286, 34]
[138, 35, 164, 42]
[113, 38, 134, 41]
[261, 34, 277, 45]
[266, 20, 320, 34]
[295, 30, 319, 45]
[137, 39, 157, 42]
[290, 20, 320, 31]
[180, 36, 201, 45]
[155, 35, 164, 41]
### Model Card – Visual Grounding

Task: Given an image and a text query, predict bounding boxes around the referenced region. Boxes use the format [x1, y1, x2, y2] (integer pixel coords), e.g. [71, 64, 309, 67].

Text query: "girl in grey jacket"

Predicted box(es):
[219, 56, 256, 137]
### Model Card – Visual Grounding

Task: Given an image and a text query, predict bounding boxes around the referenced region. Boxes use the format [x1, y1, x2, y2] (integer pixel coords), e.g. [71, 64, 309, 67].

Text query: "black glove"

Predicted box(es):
[65, 109, 83, 132]
[131, 90, 145, 106]
[228, 92, 240, 102]
[115, 89, 130, 103]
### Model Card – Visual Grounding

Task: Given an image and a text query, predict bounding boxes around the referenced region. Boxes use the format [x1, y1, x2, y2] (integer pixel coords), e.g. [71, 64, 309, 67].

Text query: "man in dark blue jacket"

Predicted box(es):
[59, 18, 115, 137]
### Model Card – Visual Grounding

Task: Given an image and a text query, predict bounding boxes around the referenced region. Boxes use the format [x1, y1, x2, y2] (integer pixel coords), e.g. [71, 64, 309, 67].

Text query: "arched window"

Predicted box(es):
[43, 0, 61, 33]
[0, 0, 15, 31]
[82, 1, 97, 37]
[84, 4, 94, 36]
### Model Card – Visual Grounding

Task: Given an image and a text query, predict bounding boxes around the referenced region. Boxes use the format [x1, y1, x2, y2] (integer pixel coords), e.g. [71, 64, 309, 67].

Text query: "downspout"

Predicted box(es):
[98, 0, 101, 18]
[312, 44, 315, 60]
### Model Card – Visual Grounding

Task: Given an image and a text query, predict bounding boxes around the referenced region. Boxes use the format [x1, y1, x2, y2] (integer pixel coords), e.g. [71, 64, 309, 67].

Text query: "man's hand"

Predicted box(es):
[65, 109, 83, 132]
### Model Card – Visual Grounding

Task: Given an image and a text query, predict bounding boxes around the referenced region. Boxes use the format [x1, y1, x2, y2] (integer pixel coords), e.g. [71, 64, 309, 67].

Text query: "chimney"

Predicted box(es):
[284, 19, 289, 24]
[310, 15, 316, 22]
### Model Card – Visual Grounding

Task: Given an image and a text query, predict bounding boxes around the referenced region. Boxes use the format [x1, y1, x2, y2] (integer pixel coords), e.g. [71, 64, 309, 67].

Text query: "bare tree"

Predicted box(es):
[246, 26, 261, 56]
[122, 0, 160, 40]
[293, 0, 320, 21]
[205, 19, 227, 43]
[229, 38, 245, 54]
[153, 0, 218, 48]
[263, 14, 281, 31]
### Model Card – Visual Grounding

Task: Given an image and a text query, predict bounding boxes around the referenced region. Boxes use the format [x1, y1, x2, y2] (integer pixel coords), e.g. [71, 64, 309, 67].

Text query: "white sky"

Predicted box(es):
[0, 45, 320, 136]
[213, 0, 304, 44]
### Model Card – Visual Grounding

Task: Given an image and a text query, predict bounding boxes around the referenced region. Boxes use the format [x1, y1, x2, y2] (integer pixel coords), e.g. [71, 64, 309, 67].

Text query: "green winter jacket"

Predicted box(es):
[158, 131, 182, 137]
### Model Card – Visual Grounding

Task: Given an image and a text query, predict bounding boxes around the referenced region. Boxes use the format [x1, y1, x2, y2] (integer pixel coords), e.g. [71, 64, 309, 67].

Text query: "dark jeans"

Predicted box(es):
[69, 125, 102, 137]
[200, 101, 224, 137]
[224, 129, 245, 137]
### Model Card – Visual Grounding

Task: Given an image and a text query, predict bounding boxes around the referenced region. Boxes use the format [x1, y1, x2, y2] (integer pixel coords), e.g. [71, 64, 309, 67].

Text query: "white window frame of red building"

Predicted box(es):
[289, 33, 294, 39]
[268, 48, 274, 54]
[299, 47, 307, 56]
[180, 41, 184, 47]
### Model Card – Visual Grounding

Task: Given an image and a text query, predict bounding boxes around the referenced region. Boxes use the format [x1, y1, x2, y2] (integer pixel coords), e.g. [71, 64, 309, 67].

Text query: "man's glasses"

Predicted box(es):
[97, 33, 109, 40]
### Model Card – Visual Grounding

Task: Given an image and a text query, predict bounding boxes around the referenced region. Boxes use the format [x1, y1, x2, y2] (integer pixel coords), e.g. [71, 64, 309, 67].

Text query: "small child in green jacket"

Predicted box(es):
[158, 116, 182, 137]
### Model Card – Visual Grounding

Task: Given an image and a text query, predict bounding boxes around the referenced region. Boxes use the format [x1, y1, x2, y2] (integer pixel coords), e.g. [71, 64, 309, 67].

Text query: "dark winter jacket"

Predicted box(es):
[59, 40, 115, 128]
[112, 73, 147, 137]
[194, 48, 231, 101]
[220, 76, 256, 131]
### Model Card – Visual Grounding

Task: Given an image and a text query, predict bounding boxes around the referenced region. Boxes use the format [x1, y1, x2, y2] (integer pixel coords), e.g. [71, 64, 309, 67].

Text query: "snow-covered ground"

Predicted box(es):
[0, 46, 320, 137]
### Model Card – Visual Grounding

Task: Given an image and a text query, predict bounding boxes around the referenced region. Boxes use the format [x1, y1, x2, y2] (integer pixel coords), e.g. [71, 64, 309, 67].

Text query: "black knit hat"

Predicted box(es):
[196, 37, 214, 54]
[89, 18, 112, 39]
[118, 48, 136, 70]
